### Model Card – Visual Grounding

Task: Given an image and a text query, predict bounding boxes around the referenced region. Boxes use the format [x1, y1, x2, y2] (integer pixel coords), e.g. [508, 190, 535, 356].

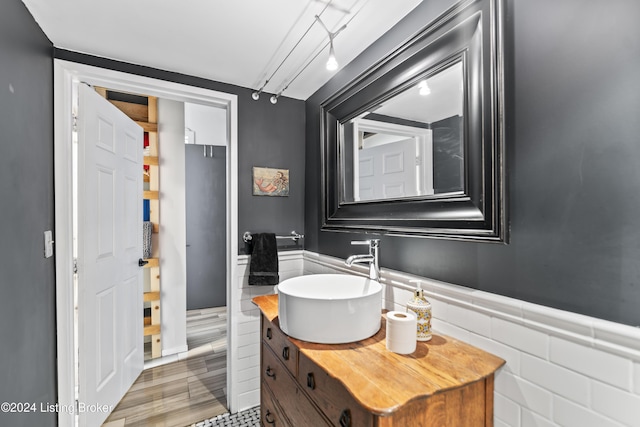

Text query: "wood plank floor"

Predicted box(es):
[104, 307, 228, 427]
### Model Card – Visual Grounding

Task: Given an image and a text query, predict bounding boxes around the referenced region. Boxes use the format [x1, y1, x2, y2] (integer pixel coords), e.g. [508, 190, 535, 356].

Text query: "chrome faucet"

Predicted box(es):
[345, 239, 380, 281]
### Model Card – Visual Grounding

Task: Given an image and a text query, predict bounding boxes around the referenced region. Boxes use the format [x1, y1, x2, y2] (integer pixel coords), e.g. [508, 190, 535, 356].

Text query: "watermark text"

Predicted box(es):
[1, 401, 113, 414]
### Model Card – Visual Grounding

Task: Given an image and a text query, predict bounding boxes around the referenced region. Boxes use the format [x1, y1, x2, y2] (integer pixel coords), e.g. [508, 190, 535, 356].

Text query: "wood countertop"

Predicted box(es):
[253, 294, 505, 416]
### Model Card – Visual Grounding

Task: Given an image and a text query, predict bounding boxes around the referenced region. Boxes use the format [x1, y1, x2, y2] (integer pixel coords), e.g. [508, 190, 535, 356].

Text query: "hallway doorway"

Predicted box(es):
[54, 60, 239, 427]
[184, 102, 228, 310]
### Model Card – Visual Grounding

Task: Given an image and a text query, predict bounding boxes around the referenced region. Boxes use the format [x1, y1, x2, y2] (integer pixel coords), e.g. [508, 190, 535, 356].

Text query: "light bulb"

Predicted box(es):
[251, 91, 260, 101]
[418, 80, 431, 96]
[270, 95, 278, 104]
[326, 55, 338, 71]
[326, 43, 338, 71]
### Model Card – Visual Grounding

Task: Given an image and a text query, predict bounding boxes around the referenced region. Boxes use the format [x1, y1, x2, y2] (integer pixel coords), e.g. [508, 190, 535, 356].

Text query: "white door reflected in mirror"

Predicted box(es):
[341, 61, 465, 204]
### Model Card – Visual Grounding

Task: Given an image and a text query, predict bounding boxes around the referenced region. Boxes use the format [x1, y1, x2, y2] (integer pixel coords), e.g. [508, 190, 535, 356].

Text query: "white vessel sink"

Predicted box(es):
[277, 274, 382, 344]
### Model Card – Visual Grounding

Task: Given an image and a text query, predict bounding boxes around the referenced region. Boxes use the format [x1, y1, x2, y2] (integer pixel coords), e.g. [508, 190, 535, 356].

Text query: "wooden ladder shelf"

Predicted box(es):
[143, 95, 162, 359]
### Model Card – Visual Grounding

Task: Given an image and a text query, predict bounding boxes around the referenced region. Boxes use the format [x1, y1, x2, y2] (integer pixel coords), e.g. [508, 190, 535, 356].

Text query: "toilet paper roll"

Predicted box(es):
[386, 311, 417, 354]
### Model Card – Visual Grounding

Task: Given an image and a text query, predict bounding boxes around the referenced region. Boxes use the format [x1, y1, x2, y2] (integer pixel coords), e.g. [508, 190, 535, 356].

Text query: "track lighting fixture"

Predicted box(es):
[252, 78, 270, 101]
[316, 16, 346, 72]
[250, 1, 351, 103]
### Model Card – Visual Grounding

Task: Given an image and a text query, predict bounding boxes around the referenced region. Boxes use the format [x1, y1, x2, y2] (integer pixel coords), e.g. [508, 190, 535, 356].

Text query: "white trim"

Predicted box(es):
[236, 250, 306, 265]
[54, 59, 239, 426]
[226, 80, 240, 414]
[355, 118, 432, 142]
[54, 60, 77, 427]
[161, 345, 190, 358]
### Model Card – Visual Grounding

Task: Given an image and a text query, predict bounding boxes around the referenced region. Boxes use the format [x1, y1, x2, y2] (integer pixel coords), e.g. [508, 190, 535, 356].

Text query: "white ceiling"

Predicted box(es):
[22, 0, 422, 100]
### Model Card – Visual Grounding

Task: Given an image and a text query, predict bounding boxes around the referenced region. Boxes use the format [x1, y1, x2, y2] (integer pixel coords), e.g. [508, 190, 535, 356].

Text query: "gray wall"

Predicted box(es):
[237, 93, 306, 254]
[305, 0, 640, 327]
[54, 50, 307, 255]
[0, 1, 57, 426]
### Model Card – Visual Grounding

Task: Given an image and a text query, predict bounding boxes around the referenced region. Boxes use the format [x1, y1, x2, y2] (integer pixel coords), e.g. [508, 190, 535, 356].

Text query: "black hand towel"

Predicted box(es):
[248, 233, 279, 286]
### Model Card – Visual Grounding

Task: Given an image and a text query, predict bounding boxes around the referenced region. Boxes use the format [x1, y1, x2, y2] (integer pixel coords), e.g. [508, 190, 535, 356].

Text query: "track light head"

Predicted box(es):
[251, 91, 260, 101]
[326, 42, 338, 71]
[270, 94, 279, 104]
[316, 16, 346, 72]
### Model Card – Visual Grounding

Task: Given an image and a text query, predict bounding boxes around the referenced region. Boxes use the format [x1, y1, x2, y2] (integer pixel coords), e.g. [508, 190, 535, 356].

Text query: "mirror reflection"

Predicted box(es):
[341, 61, 464, 203]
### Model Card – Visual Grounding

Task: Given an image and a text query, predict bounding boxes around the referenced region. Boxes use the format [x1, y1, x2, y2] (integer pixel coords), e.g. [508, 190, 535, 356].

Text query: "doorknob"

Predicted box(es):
[138, 258, 149, 267]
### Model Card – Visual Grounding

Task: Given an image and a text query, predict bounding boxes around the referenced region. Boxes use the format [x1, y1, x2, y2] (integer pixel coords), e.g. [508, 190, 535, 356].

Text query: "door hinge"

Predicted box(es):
[73, 258, 78, 274]
[72, 114, 78, 132]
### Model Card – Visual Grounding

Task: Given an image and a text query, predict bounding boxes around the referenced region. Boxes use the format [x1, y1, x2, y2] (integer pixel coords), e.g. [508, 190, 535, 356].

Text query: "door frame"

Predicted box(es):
[54, 59, 239, 427]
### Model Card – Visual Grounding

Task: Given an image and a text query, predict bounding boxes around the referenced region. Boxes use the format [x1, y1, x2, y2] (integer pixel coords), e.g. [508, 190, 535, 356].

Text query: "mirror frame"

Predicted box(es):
[321, 0, 506, 242]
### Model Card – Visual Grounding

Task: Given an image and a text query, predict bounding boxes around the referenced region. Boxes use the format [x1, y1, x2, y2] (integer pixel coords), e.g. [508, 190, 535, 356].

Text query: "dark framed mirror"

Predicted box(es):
[321, 0, 506, 242]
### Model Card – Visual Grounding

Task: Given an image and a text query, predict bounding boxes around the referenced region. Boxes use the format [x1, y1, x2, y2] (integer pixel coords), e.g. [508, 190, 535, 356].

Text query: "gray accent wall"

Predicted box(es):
[237, 93, 306, 254]
[305, 0, 640, 327]
[0, 1, 57, 426]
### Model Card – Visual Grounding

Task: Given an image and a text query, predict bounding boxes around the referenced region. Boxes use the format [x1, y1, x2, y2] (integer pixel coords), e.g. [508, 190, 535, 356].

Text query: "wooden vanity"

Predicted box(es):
[253, 294, 505, 427]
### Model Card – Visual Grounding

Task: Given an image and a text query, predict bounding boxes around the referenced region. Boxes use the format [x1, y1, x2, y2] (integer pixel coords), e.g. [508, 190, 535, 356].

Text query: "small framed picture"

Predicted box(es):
[253, 167, 289, 196]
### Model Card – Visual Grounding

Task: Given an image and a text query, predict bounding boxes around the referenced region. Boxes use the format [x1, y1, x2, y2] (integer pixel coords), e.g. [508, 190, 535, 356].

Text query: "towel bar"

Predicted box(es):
[243, 230, 304, 243]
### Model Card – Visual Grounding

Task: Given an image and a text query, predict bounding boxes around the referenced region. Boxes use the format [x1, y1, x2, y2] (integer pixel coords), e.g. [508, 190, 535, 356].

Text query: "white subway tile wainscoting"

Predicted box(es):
[228, 250, 640, 426]
[230, 251, 304, 411]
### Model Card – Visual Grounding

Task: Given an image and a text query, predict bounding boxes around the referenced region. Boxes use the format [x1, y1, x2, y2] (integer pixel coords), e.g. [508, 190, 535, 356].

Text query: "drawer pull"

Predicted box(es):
[282, 346, 290, 360]
[266, 366, 276, 379]
[265, 410, 275, 424]
[306, 372, 316, 390]
[266, 328, 273, 340]
[339, 409, 352, 427]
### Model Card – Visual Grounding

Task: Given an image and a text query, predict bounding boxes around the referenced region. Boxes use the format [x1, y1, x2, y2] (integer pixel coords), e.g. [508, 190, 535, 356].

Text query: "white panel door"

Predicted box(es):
[358, 138, 417, 200]
[76, 84, 144, 426]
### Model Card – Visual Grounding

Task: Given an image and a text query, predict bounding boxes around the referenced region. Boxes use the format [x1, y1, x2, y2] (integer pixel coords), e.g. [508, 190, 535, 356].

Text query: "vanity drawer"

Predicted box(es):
[298, 352, 373, 427]
[262, 317, 298, 376]
[262, 344, 331, 427]
[261, 382, 290, 427]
